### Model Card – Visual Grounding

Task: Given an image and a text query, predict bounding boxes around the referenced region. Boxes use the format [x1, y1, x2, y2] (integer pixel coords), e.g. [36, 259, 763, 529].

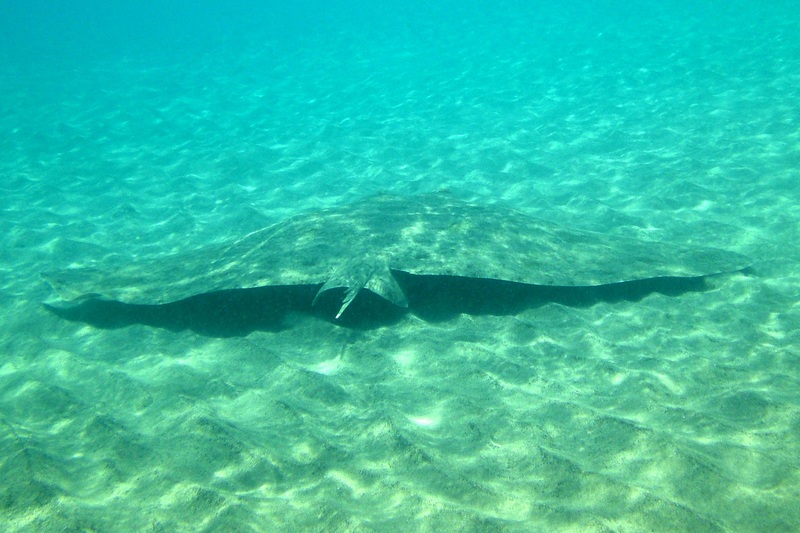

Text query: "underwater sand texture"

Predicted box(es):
[3, 3, 800, 533]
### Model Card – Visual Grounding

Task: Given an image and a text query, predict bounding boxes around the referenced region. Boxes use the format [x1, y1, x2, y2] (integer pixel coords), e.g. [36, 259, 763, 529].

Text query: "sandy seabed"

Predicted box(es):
[2, 6, 800, 532]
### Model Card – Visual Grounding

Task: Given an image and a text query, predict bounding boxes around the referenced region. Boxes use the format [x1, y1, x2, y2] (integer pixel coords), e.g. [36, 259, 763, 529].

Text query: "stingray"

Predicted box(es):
[42, 194, 751, 318]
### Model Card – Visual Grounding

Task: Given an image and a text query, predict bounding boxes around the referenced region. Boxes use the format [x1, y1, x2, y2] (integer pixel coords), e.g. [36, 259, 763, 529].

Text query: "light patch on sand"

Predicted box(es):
[213, 467, 235, 479]
[611, 373, 627, 385]
[158, 483, 189, 506]
[292, 442, 320, 464]
[392, 349, 416, 367]
[326, 470, 366, 497]
[530, 334, 559, 347]
[108, 480, 139, 501]
[415, 495, 448, 519]
[0, 361, 18, 376]
[492, 497, 531, 521]
[400, 222, 425, 240]
[760, 313, 786, 340]
[310, 355, 343, 375]
[653, 372, 684, 395]
[76, 325, 99, 337]
[409, 413, 441, 428]
[693, 199, 713, 211]
[642, 463, 668, 485]
[177, 344, 226, 368]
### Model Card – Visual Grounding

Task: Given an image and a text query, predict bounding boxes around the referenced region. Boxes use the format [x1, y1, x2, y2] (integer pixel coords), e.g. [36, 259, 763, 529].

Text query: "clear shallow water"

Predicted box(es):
[1, 1, 799, 531]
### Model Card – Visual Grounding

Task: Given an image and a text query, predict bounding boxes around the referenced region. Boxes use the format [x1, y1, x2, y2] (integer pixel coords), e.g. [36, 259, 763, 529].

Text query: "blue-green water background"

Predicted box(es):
[2, 1, 800, 531]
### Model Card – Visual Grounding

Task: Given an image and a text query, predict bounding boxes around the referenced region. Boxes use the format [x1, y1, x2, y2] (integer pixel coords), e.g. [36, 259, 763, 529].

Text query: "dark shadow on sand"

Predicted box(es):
[44, 272, 710, 337]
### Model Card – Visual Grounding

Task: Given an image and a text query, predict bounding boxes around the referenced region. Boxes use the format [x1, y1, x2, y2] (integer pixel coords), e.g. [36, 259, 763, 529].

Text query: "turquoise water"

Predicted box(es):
[2, 1, 799, 531]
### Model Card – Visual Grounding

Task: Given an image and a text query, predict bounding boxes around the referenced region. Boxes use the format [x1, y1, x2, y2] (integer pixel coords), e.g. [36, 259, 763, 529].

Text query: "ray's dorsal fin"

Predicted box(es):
[313, 256, 408, 318]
